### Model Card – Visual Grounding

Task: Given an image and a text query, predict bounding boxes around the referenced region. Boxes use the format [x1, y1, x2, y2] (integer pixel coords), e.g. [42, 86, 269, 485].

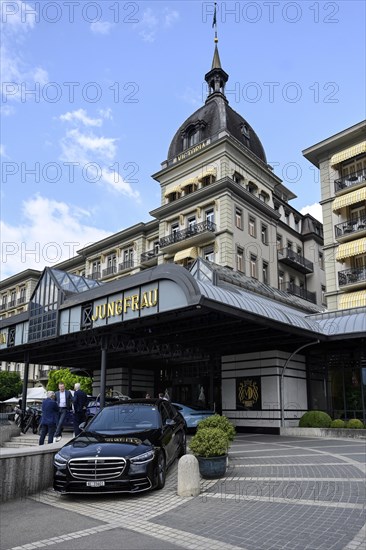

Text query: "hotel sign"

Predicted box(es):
[176, 140, 209, 162]
[92, 289, 158, 321]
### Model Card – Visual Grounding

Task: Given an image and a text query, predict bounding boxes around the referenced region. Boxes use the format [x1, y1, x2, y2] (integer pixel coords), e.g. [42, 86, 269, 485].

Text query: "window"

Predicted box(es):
[187, 216, 196, 231]
[236, 247, 244, 272]
[285, 211, 290, 224]
[9, 290, 16, 307]
[232, 172, 244, 184]
[1, 295, 7, 310]
[319, 252, 324, 270]
[153, 241, 160, 254]
[321, 285, 326, 305]
[203, 246, 214, 262]
[262, 261, 269, 284]
[235, 207, 243, 229]
[91, 260, 101, 279]
[250, 254, 257, 278]
[276, 234, 282, 250]
[297, 246, 302, 256]
[294, 218, 300, 231]
[249, 216, 256, 237]
[205, 208, 214, 228]
[201, 174, 215, 187]
[278, 270, 284, 289]
[187, 128, 198, 147]
[171, 222, 179, 237]
[247, 182, 257, 194]
[287, 240, 293, 250]
[261, 225, 268, 245]
[123, 248, 134, 267]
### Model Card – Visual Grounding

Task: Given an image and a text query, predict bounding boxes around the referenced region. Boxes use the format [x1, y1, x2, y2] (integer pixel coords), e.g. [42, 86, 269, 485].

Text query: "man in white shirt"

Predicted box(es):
[54, 382, 72, 441]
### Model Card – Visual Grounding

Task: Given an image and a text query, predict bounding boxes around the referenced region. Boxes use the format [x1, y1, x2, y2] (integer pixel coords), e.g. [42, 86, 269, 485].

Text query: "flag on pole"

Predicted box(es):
[212, 3, 217, 28]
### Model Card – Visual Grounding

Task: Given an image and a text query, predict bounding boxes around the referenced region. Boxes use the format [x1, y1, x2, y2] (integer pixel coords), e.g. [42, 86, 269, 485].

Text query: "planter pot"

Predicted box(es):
[197, 455, 227, 479]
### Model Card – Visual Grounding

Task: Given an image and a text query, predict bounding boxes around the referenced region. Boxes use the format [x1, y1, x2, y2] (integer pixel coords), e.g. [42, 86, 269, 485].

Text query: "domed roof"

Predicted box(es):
[167, 97, 267, 163]
[167, 44, 267, 164]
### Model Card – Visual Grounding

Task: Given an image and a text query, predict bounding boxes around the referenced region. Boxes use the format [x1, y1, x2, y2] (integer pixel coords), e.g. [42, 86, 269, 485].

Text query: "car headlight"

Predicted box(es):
[130, 450, 155, 464]
[54, 452, 68, 467]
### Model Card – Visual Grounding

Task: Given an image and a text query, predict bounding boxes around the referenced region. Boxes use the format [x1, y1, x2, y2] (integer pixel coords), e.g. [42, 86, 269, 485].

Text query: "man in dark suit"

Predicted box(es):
[73, 382, 88, 436]
[39, 391, 59, 445]
[54, 382, 73, 441]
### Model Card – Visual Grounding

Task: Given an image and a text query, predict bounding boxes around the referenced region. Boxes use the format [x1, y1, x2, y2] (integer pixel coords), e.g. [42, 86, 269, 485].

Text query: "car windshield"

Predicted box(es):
[87, 404, 160, 433]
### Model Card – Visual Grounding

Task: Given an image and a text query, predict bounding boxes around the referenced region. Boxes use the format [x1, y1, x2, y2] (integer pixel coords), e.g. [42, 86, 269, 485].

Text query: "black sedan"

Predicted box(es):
[53, 399, 186, 495]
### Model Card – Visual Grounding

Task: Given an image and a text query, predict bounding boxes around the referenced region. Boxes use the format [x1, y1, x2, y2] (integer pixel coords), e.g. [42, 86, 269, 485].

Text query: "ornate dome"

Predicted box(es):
[167, 45, 267, 164]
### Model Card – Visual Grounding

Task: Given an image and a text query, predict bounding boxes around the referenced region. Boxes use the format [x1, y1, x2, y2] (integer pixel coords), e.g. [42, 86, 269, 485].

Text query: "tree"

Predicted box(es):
[0, 372, 22, 402]
[47, 369, 93, 395]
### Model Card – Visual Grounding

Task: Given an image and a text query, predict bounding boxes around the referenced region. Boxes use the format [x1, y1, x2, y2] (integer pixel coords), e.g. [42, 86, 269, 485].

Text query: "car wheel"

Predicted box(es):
[178, 430, 186, 458]
[155, 452, 166, 490]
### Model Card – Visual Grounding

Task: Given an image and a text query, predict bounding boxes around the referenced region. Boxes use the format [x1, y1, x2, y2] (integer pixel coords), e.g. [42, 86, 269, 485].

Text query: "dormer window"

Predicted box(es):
[181, 121, 207, 151]
[247, 181, 258, 194]
[232, 171, 244, 184]
[188, 128, 198, 147]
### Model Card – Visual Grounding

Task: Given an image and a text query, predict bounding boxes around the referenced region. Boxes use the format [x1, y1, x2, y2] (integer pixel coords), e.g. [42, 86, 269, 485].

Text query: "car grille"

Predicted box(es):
[68, 457, 126, 480]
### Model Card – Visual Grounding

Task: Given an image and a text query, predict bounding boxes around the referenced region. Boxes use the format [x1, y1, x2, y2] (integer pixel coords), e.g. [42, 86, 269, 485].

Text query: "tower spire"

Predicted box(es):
[205, 3, 229, 102]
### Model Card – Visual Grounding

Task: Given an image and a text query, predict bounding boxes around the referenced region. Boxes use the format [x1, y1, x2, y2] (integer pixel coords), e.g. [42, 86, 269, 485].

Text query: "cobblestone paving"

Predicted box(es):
[4, 435, 366, 550]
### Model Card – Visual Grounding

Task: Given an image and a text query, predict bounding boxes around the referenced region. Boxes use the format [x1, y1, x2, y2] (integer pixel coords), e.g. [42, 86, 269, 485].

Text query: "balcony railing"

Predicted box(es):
[89, 270, 101, 280]
[338, 267, 366, 287]
[17, 297, 26, 305]
[334, 168, 366, 193]
[281, 282, 317, 304]
[141, 250, 159, 263]
[277, 248, 314, 274]
[335, 216, 366, 238]
[0, 304, 7, 311]
[102, 266, 117, 277]
[118, 259, 134, 271]
[159, 220, 216, 248]
[8, 300, 16, 308]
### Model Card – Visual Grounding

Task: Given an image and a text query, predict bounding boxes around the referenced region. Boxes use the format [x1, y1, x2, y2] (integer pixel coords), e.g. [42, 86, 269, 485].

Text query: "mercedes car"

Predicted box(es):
[53, 399, 186, 494]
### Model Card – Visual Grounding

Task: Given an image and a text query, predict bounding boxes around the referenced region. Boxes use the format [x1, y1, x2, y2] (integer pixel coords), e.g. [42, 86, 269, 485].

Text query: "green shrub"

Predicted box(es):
[299, 410, 332, 428]
[189, 427, 229, 457]
[197, 414, 236, 442]
[330, 419, 345, 428]
[346, 419, 364, 429]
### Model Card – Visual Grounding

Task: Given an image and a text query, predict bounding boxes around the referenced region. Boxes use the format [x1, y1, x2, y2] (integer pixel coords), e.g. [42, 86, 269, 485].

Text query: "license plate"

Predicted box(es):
[86, 481, 105, 487]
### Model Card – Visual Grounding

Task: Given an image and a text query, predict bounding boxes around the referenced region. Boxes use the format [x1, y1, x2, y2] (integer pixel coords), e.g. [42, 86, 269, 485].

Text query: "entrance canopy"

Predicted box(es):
[0, 260, 364, 370]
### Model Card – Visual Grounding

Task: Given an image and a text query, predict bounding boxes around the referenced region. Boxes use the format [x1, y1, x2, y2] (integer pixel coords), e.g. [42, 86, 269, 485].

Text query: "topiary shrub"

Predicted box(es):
[189, 427, 230, 457]
[299, 410, 332, 428]
[346, 418, 364, 429]
[330, 419, 345, 428]
[197, 414, 236, 442]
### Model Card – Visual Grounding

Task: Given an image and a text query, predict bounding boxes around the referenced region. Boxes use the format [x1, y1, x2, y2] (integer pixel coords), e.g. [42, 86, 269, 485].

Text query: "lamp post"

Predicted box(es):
[280, 340, 320, 428]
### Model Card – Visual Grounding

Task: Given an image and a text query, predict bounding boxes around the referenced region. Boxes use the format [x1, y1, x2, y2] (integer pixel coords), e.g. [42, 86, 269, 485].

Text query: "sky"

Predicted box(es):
[1, 0, 365, 280]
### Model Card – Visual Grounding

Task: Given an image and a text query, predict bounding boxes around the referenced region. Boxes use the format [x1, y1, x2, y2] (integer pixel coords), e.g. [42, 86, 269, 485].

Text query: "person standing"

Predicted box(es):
[39, 391, 59, 445]
[54, 382, 73, 441]
[73, 382, 88, 436]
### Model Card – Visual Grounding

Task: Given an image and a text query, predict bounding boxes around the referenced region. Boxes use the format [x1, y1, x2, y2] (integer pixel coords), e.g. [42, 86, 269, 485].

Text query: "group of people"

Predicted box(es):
[39, 381, 88, 445]
[145, 392, 170, 400]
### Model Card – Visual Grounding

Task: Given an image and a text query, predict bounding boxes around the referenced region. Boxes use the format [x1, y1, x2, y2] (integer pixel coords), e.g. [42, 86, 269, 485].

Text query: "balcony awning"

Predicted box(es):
[330, 142, 366, 166]
[174, 247, 198, 262]
[332, 187, 366, 211]
[198, 168, 217, 181]
[164, 185, 181, 198]
[180, 177, 198, 190]
[339, 290, 366, 309]
[336, 237, 366, 260]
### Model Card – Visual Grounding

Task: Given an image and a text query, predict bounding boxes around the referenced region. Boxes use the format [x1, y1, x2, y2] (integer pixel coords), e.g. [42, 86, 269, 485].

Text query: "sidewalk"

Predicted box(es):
[1, 434, 365, 550]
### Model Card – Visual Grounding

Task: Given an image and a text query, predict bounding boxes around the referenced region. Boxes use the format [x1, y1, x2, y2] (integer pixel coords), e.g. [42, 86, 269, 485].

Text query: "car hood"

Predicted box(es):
[58, 429, 161, 459]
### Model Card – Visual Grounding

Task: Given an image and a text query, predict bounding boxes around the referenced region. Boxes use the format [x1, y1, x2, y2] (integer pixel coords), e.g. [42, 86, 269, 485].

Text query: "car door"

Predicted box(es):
[160, 402, 177, 465]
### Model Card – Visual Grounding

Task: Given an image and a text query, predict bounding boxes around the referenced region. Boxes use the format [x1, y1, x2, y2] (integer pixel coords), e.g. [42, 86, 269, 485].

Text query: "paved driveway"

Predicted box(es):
[1, 434, 365, 550]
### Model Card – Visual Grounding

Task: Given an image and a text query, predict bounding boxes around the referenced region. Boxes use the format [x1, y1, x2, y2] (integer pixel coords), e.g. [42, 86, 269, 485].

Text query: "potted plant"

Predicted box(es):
[189, 417, 235, 479]
[196, 414, 236, 442]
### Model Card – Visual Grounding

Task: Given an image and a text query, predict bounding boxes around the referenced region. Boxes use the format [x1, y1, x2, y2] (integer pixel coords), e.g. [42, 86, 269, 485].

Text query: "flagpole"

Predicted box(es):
[212, 2, 218, 43]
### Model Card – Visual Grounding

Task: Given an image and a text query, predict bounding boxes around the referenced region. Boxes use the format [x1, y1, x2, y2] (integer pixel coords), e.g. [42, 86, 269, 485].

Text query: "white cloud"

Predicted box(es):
[300, 203, 323, 223]
[1, 104, 15, 116]
[1, 195, 111, 279]
[60, 109, 103, 127]
[59, 109, 140, 200]
[0, 144, 6, 157]
[90, 21, 114, 35]
[0, 0, 49, 107]
[133, 7, 179, 42]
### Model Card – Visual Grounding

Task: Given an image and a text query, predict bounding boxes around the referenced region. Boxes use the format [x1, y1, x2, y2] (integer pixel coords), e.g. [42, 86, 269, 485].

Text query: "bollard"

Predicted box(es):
[177, 454, 200, 497]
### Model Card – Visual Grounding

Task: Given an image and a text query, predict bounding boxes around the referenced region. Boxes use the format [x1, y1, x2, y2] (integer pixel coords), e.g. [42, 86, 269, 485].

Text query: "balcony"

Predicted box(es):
[102, 266, 117, 278]
[277, 248, 314, 274]
[0, 304, 7, 311]
[118, 259, 134, 272]
[159, 221, 217, 253]
[140, 250, 159, 266]
[334, 168, 366, 193]
[335, 216, 366, 240]
[338, 267, 366, 287]
[89, 270, 101, 280]
[17, 297, 26, 305]
[8, 300, 16, 308]
[281, 282, 316, 304]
